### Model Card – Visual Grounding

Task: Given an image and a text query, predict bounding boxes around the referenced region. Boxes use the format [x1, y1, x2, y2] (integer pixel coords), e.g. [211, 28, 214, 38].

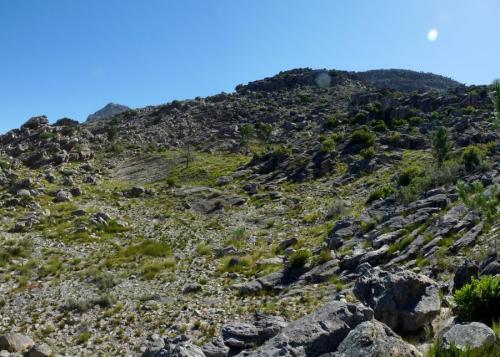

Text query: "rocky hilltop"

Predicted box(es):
[0, 68, 498, 356]
[86, 103, 130, 123]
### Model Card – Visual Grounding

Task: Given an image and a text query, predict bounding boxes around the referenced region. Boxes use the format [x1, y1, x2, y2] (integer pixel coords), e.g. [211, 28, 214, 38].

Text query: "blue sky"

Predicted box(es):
[1, 0, 499, 133]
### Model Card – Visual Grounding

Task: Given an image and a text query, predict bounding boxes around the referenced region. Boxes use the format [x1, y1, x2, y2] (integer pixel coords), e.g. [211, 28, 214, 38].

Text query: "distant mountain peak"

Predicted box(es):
[86, 103, 130, 122]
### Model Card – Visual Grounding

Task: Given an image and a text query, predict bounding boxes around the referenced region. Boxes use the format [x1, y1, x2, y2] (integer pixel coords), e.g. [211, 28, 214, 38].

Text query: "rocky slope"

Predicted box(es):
[0, 68, 498, 356]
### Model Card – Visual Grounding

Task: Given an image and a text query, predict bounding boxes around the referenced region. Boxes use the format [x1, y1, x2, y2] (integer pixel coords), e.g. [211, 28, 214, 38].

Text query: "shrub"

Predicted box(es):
[371, 120, 388, 132]
[288, 249, 312, 268]
[407, 116, 424, 127]
[123, 240, 172, 258]
[360, 146, 376, 160]
[141, 259, 175, 279]
[367, 184, 395, 204]
[454, 275, 500, 324]
[110, 143, 124, 153]
[349, 128, 376, 149]
[389, 131, 401, 145]
[353, 111, 368, 124]
[195, 242, 212, 256]
[320, 139, 336, 154]
[398, 165, 425, 187]
[323, 116, 338, 130]
[399, 160, 459, 202]
[325, 200, 347, 220]
[461, 145, 484, 172]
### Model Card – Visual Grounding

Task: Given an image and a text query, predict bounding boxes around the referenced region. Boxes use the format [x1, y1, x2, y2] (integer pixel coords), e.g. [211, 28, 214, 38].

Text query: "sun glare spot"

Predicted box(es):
[427, 29, 438, 42]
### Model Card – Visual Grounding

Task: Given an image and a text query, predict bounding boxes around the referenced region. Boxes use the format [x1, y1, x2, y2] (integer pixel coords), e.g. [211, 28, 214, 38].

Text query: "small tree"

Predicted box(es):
[490, 80, 500, 128]
[432, 127, 452, 167]
[184, 116, 194, 168]
[256, 123, 273, 143]
[240, 124, 255, 151]
[107, 125, 118, 142]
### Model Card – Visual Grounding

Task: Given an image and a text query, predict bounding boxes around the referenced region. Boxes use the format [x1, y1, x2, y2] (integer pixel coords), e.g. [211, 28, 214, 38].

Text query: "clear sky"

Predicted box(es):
[1, 0, 499, 133]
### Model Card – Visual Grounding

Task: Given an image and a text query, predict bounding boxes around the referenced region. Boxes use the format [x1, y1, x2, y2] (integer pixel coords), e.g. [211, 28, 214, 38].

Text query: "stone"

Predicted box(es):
[353, 266, 440, 333]
[27, 343, 53, 357]
[221, 322, 260, 349]
[278, 237, 298, 251]
[21, 116, 49, 130]
[333, 320, 421, 357]
[254, 312, 287, 341]
[235, 280, 263, 295]
[247, 301, 373, 356]
[202, 337, 229, 357]
[0, 333, 34, 353]
[453, 259, 479, 291]
[372, 229, 405, 249]
[441, 322, 496, 351]
[243, 183, 258, 195]
[182, 283, 202, 294]
[16, 189, 31, 197]
[450, 222, 484, 253]
[55, 190, 72, 202]
[70, 187, 83, 197]
[45, 173, 56, 183]
[480, 260, 500, 276]
[130, 186, 146, 197]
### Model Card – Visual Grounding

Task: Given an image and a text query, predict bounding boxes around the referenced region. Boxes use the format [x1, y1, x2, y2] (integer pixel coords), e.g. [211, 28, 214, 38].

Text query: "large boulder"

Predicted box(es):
[441, 322, 496, 352]
[247, 301, 373, 356]
[21, 116, 49, 130]
[333, 320, 422, 357]
[453, 259, 479, 291]
[0, 333, 34, 353]
[221, 322, 260, 349]
[143, 335, 205, 357]
[27, 343, 53, 357]
[202, 337, 230, 357]
[353, 266, 440, 333]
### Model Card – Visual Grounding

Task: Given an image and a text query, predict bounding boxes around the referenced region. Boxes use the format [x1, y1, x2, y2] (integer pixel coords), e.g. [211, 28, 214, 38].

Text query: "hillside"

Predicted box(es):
[0, 68, 499, 357]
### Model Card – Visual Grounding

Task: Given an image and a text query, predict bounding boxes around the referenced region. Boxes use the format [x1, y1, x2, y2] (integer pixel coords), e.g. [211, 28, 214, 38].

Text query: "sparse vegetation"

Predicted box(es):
[454, 275, 500, 324]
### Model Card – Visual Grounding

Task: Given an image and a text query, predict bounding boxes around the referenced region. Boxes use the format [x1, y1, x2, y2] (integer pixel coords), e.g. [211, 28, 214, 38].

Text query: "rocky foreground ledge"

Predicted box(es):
[134, 265, 495, 357]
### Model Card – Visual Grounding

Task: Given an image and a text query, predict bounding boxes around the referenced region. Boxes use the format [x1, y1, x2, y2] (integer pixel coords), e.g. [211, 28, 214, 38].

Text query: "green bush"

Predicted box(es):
[110, 143, 124, 153]
[461, 145, 484, 172]
[353, 111, 368, 124]
[454, 275, 500, 324]
[367, 184, 395, 204]
[288, 249, 312, 268]
[360, 146, 376, 159]
[398, 165, 425, 187]
[349, 128, 376, 149]
[323, 116, 338, 130]
[320, 139, 336, 154]
[371, 120, 388, 132]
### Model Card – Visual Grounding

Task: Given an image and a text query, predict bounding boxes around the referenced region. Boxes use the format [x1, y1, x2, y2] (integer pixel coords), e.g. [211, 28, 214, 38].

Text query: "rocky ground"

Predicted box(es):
[0, 68, 499, 356]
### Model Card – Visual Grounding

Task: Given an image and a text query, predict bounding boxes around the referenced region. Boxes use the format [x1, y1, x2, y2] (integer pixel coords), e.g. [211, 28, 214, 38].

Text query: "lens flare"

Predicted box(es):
[427, 29, 438, 42]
